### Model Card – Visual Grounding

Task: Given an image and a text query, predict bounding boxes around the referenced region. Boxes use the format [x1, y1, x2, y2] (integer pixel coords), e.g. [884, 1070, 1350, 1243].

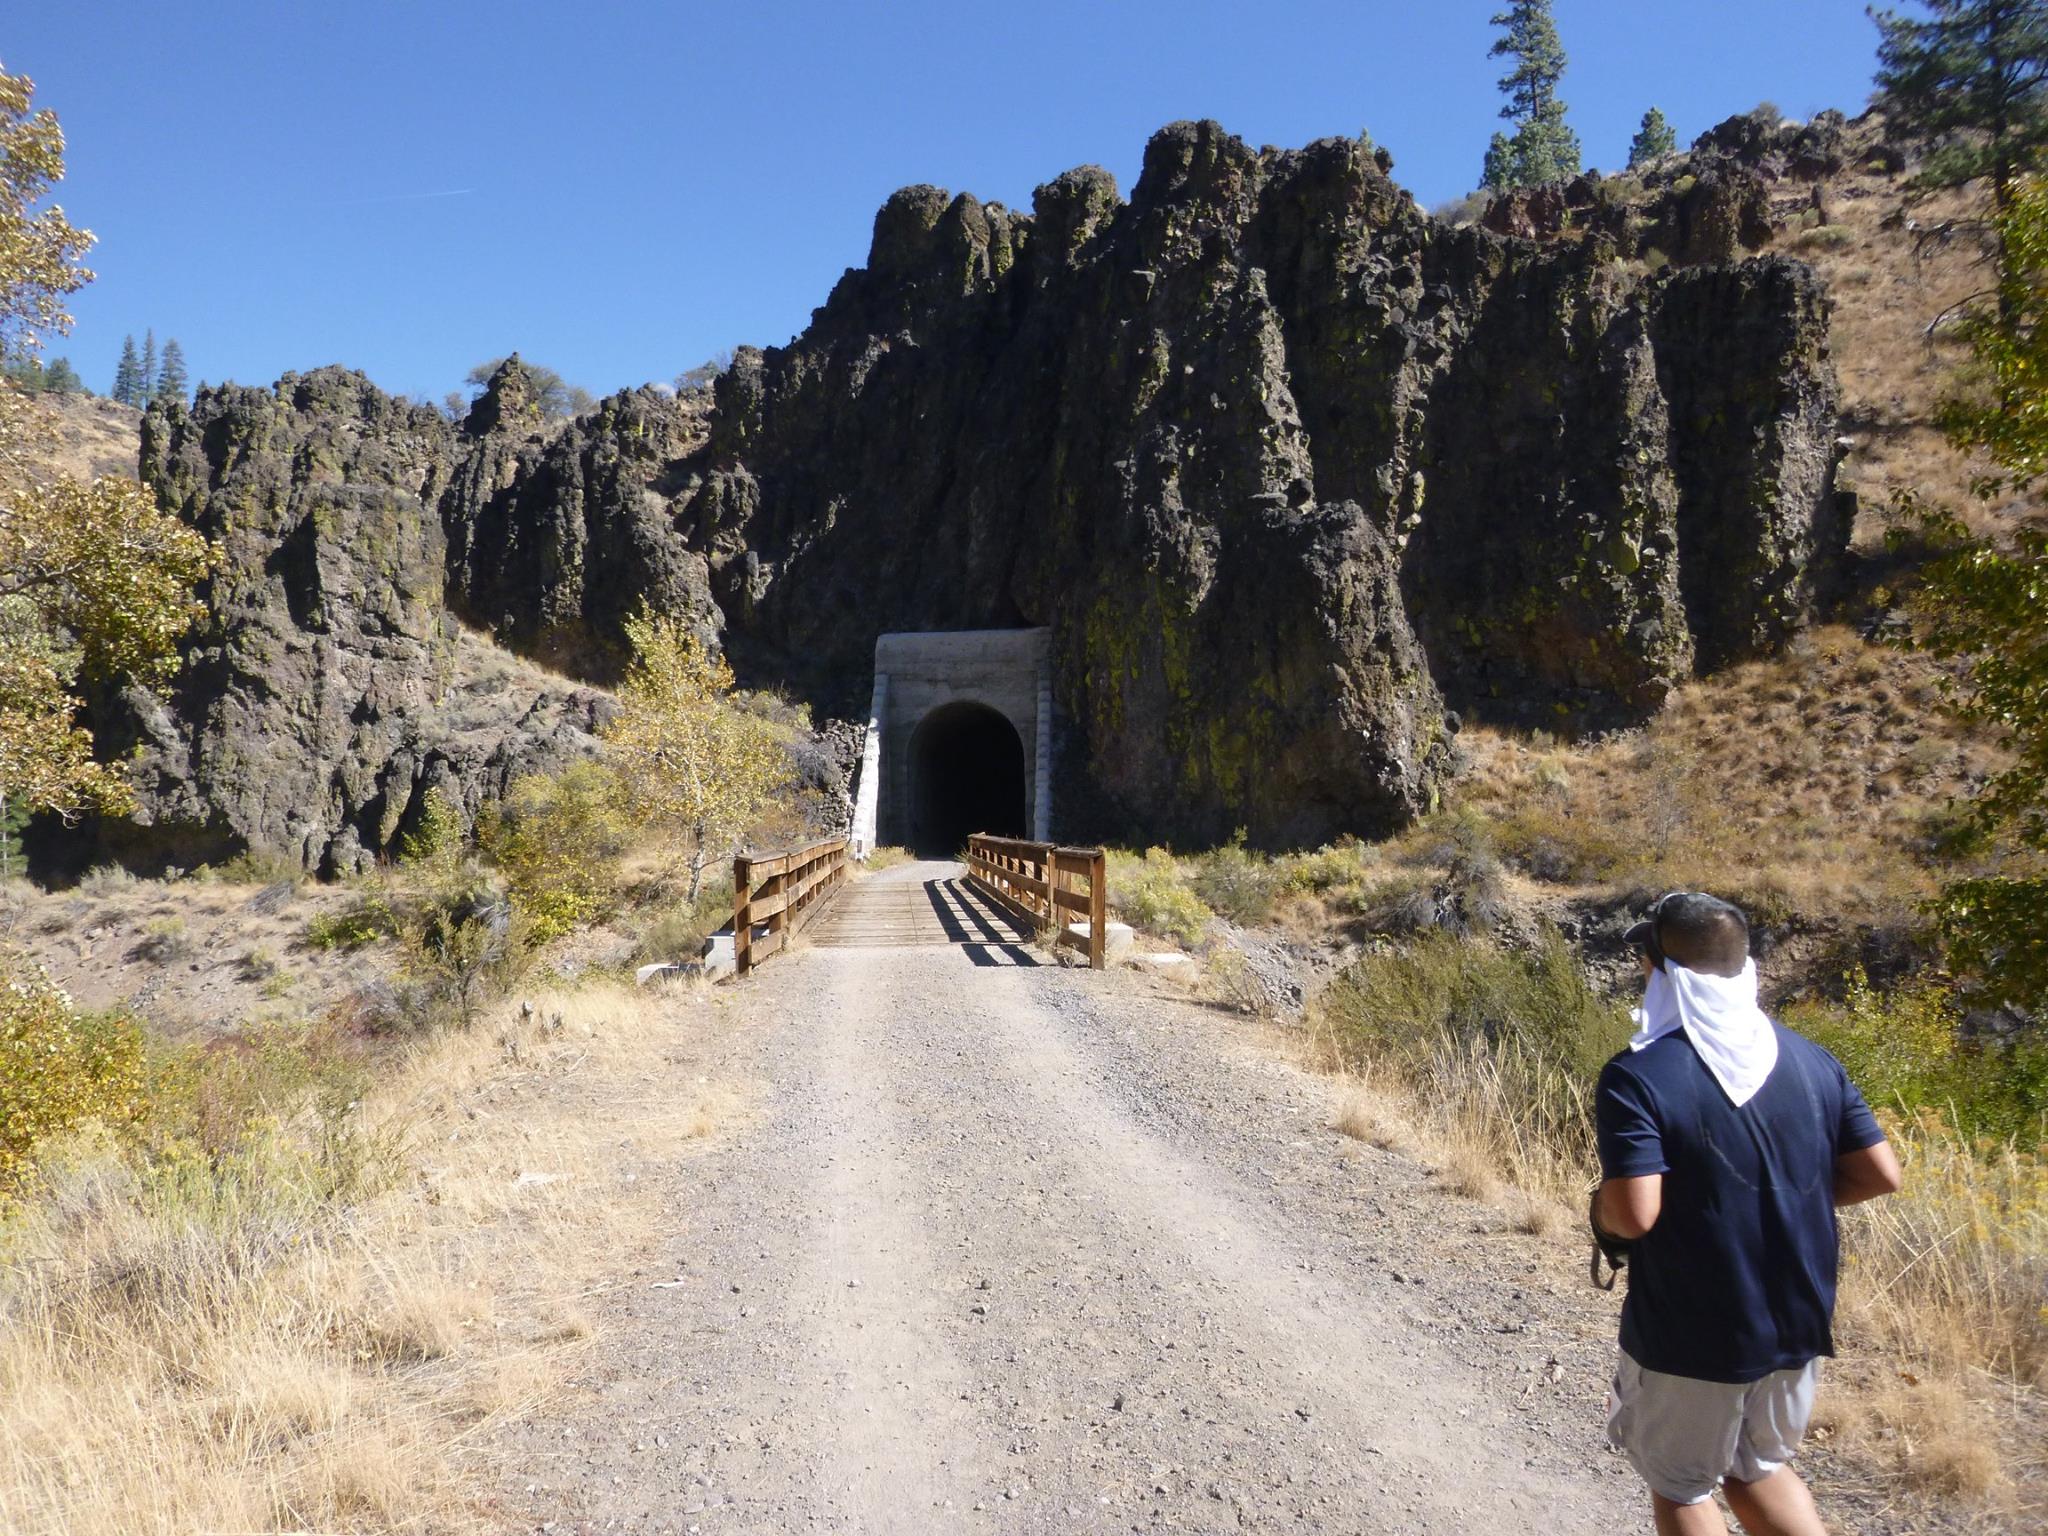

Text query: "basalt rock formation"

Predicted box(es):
[110, 370, 610, 874]
[117, 115, 1845, 867]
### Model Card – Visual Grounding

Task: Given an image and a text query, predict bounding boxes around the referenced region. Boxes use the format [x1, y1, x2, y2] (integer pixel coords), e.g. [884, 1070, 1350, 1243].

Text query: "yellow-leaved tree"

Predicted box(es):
[603, 609, 794, 901]
[0, 65, 211, 830]
[0, 64, 210, 1191]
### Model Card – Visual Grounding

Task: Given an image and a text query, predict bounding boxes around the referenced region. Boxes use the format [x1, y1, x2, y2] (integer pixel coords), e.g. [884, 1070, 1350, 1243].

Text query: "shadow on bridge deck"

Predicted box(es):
[806, 862, 1040, 967]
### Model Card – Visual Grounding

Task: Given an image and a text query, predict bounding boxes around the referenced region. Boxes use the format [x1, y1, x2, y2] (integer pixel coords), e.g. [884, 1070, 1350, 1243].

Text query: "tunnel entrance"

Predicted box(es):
[908, 701, 1027, 856]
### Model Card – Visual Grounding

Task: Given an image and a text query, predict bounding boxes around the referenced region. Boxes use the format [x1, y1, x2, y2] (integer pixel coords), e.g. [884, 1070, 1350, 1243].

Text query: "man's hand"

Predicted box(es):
[1835, 1139, 1903, 1207]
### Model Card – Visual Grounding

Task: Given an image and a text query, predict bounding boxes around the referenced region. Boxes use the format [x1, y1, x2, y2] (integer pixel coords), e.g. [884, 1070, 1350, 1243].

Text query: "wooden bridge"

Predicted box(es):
[733, 833, 1107, 977]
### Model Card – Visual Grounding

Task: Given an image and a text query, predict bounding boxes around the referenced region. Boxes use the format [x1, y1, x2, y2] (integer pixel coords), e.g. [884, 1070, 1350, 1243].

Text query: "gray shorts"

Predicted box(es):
[1605, 1350, 1819, 1505]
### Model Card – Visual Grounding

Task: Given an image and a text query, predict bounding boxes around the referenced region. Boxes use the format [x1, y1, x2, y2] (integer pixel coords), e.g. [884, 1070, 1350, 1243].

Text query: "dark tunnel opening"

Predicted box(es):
[908, 701, 1027, 857]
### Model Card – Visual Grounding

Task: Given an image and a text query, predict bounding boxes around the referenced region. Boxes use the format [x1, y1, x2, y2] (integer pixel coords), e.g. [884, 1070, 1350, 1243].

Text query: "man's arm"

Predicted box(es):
[1597, 1174, 1663, 1239]
[1834, 1139, 1902, 1207]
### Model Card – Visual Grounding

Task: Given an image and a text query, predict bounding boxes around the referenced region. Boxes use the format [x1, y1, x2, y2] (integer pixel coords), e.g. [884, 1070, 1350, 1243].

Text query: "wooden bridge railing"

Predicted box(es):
[963, 832, 1108, 968]
[733, 836, 849, 977]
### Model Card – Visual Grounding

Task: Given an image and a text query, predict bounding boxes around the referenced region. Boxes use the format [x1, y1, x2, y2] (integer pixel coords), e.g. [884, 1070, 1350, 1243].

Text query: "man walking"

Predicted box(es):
[1592, 892, 1901, 1535]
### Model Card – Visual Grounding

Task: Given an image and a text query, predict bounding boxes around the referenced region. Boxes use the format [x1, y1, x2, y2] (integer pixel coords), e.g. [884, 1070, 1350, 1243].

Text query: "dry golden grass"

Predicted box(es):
[1786, 173, 2016, 541]
[1454, 624, 2002, 923]
[0, 978, 746, 1535]
[1331, 1084, 1405, 1150]
[1837, 1118, 2048, 1390]
[1816, 1372, 2017, 1506]
[1324, 1059, 1581, 1219]
[22, 392, 142, 483]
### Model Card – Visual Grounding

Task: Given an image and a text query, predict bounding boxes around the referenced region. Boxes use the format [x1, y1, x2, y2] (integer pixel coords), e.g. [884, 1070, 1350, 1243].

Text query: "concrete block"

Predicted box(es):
[1130, 950, 1195, 974]
[1062, 919, 1135, 964]
[635, 961, 703, 985]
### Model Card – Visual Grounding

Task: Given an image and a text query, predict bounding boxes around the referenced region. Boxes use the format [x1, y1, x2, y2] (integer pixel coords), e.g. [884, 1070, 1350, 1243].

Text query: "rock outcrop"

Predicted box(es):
[112, 370, 609, 874]
[630, 121, 1838, 843]
[1480, 107, 1858, 270]
[440, 362, 717, 676]
[115, 117, 1845, 864]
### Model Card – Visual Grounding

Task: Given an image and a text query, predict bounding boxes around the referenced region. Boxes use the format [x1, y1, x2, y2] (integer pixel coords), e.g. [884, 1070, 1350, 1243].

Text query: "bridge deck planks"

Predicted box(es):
[806, 873, 1035, 950]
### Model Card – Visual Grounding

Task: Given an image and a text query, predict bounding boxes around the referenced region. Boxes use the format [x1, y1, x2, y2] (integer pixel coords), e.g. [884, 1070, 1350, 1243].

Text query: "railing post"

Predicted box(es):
[764, 867, 788, 955]
[734, 855, 754, 977]
[1088, 849, 1106, 969]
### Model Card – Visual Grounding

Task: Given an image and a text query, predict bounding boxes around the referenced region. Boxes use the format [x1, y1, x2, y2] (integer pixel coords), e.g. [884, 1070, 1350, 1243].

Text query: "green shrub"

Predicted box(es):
[1787, 223, 1854, 252]
[303, 892, 401, 951]
[1316, 930, 1631, 1191]
[480, 762, 634, 942]
[1786, 971, 2048, 1144]
[399, 786, 466, 874]
[398, 881, 526, 1031]
[0, 964, 145, 1193]
[136, 915, 193, 963]
[1107, 848, 1214, 947]
[191, 846, 305, 886]
[1324, 929, 1628, 1080]
[1276, 840, 1374, 898]
[78, 864, 138, 898]
[1187, 833, 1281, 925]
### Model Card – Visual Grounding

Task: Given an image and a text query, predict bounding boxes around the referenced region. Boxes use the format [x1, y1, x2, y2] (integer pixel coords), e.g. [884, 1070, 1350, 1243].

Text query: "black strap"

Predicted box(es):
[1588, 1188, 1631, 1291]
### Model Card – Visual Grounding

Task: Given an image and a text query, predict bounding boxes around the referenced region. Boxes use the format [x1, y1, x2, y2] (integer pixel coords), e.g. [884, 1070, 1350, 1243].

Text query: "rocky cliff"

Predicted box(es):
[105, 371, 610, 874]
[117, 114, 1845, 867]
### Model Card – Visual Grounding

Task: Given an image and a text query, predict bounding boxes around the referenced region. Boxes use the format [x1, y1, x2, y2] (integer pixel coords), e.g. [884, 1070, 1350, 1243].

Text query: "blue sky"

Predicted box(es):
[14, 1, 1880, 405]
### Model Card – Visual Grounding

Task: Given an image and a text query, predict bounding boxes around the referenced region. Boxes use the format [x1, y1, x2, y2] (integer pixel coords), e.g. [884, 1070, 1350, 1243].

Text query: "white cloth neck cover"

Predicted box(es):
[1629, 957, 1780, 1107]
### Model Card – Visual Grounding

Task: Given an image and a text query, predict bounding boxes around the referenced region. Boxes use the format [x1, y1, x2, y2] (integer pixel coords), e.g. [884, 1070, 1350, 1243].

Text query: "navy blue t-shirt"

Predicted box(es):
[1596, 1022, 1886, 1384]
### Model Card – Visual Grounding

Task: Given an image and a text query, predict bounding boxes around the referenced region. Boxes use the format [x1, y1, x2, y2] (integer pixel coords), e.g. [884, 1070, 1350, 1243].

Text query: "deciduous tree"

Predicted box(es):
[602, 609, 794, 901]
[0, 66, 211, 824]
[463, 355, 594, 419]
[1908, 178, 2048, 1008]
[675, 349, 735, 393]
[0, 66, 92, 480]
[0, 476, 211, 816]
[480, 764, 633, 939]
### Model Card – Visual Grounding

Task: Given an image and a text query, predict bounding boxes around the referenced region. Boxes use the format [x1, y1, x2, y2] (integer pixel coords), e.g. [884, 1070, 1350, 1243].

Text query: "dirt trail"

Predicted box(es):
[491, 862, 1643, 1532]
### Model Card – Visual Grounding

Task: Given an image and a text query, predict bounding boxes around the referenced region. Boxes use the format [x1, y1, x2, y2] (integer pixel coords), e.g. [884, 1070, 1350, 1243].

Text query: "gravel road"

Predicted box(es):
[492, 862, 1649, 1533]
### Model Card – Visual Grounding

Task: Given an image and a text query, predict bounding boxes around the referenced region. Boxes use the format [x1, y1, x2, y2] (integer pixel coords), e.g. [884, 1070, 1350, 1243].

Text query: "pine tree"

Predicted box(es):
[1874, 1, 2048, 295]
[1482, 1, 1582, 189]
[112, 334, 139, 405]
[1628, 107, 1678, 168]
[41, 357, 81, 394]
[1482, 132, 1516, 192]
[153, 338, 187, 405]
[138, 328, 156, 401]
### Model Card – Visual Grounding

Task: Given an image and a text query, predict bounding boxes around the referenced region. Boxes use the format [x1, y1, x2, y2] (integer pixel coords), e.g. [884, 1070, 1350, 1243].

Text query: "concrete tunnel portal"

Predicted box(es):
[849, 629, 1053, 859]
